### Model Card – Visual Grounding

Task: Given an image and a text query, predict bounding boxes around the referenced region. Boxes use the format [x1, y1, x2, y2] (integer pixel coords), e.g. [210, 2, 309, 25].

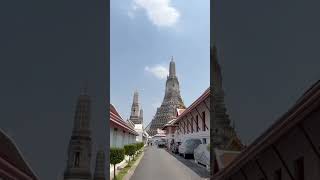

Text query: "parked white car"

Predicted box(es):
[194, 144, 210, 169]
[178, 138, 202, 159]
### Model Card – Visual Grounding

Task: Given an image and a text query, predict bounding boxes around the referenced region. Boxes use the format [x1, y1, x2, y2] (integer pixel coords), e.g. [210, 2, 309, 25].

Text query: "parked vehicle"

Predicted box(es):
[157, 139, 166, 148]
[171, 142, 181, 154]
[194, 144, 210, 169]
[178, 138, 202, 159]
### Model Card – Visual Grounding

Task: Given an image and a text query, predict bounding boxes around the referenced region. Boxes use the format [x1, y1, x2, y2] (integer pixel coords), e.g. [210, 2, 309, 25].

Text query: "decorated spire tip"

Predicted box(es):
[81, 80, 88, 95]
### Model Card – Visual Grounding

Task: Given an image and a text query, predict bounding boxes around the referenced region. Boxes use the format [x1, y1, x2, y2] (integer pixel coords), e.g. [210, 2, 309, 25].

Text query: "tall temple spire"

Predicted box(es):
[148, 58, 185, 136]
[139, 109, 143, 124]
[129, 90, 142, 124]
[64, 90, 92, 180]
[211, 45, 240, 149]
[133, 90, 139, 105]
[169, 56, 176, 77]
[212, 45, 223, 91]
[81, 80, 89, 95]
[93, 149, 106, 180]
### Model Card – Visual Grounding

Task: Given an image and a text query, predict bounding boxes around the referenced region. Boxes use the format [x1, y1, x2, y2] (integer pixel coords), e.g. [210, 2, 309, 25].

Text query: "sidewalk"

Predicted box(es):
[123, 150, 145, 180]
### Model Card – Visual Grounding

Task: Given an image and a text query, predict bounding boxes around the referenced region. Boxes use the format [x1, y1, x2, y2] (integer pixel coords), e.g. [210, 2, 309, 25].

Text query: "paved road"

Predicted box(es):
[130, 146, 210, 180]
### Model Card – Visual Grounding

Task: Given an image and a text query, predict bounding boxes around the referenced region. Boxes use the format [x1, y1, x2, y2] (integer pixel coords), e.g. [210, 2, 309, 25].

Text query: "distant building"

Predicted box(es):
[162, 118, 179, 149]
[151, 129, 166, 144]
[63, 90, 106, 180]
[127, 91, 146, 143]
[0, 129, 38, 180]
[110, 104, 138, 148]
[212, 80, 320, 180]
[148, 57, 186, 136]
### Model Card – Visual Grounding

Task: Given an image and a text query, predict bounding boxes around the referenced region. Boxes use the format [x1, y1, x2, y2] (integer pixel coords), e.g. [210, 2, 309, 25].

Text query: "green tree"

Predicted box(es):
[124, 144, 136, 161]
[110, 147, 125, 180]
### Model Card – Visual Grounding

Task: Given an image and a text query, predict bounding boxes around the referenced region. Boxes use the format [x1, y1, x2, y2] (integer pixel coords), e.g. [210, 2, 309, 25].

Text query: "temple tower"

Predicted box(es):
[211, 46, 239, 148]
[148, 57, 185, 136]
[63, 90, 92, 180]
[139, 109, 143, 124]
[129, 91, 141, 124]
[93, 149, 105, 180]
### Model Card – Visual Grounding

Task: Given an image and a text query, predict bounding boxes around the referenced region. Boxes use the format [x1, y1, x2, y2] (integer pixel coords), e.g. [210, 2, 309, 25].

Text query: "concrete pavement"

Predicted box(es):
[130, 146, 210, 180]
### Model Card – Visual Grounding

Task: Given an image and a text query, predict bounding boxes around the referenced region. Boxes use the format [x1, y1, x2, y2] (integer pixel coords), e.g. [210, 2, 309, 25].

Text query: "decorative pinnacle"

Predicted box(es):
[133, 90, 139, 104]
[81, 80, 88, 95]
[169, 57, 176, 76]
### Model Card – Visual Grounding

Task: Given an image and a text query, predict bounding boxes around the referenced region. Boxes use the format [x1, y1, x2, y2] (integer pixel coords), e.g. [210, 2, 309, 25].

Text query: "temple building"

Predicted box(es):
[109, 104, 138, 179]
[212, 80, 320, 180]
[127, 91, 145, 142]
[63, 89, 106, 180]
[148, 57, 186, 136]
[110, 104, 138, 147]
[172, 88, 211, 145]
[0, 129, 38, 180]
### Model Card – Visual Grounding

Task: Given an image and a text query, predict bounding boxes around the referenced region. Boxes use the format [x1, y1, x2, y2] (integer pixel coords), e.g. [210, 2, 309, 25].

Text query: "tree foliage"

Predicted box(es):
[110, 147, 125, 180]
[110, 147, 125, 165]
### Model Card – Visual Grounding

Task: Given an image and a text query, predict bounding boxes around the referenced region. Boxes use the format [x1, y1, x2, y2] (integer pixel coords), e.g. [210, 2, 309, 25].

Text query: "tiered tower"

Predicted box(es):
[93, 149, 105, 180]
[211, 46, 240, 149]
[128, 91, 144, 142]
[148, 57, 186, 136]
[63, 90, 92, 180]
[129, 91, 142, 124]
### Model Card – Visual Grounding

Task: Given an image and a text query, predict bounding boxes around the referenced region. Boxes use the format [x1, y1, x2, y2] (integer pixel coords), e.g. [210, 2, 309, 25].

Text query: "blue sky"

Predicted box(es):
[111, 0, 210, 127]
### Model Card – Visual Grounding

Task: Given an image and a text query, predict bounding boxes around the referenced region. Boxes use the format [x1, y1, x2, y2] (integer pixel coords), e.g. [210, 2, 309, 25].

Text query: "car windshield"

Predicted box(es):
[185, 139, 201, 145]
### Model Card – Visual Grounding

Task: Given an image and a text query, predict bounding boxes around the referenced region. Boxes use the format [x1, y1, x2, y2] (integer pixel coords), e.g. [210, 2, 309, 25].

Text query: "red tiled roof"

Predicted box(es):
[175, 88, 210, 123]
[214, 149, 240, 170]
[0, 129, 38, 180]
[213, 80, 320, 179]
[110, 104, 139, 136]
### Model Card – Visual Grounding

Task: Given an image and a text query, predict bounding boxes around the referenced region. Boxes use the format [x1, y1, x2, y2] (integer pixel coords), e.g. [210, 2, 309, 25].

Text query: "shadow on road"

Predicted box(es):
[163, 149, 210, 178]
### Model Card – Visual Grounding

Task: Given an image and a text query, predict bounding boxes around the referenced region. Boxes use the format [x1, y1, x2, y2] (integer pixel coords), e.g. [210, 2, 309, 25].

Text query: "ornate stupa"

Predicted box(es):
[148, 57, 186, 136]
[63, 89, 92, 180]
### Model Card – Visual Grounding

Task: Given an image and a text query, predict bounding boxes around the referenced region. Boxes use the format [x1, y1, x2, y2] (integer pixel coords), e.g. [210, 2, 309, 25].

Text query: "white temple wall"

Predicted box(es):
[176, 99, 210, 144]
[110, 124, 137, 148]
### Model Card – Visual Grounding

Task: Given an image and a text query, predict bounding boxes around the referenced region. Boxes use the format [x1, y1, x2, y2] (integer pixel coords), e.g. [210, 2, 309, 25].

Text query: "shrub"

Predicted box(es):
[124, 144, 136, 161]
[110, 147, 125, 180]
[136, 142, 144, 152]
[134, 143, 139, 154]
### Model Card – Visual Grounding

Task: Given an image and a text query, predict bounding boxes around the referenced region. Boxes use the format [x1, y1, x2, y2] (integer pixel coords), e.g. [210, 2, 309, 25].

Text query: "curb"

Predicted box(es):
[123, 149, 145, 180]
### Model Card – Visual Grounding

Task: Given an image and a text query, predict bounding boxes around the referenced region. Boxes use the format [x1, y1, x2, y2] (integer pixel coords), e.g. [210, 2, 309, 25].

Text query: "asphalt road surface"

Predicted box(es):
[130, 146, 210, 180]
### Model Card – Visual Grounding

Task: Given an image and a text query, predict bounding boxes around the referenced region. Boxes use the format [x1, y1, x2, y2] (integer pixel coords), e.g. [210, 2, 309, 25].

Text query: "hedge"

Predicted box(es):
[110, 147, 125, 180]
[124, 144, 136, 161]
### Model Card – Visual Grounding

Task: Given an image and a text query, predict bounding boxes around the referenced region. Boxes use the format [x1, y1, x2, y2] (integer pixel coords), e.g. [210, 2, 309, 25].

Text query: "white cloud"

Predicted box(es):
[145, 64, 168, 79]
[131, 0, 180, 27]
